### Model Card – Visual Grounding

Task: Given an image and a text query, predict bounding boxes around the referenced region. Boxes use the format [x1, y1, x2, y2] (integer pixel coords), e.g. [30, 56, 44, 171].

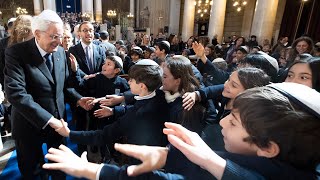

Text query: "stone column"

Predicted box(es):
[130, 0, 135, 15]
[81, 0, 94, 21]
[251, 0, 279, 45]
[241, 0, 256, 39]
[94, 0, 102, 23]
[136, 0, 140, 28]
[169, 0, 181, 35]
[33, 0, 42, 15]
[207, 0, 227, 44]
[273, 0, 287, 45]
[181, 0, 195, 42]
[43, 0, 56, 11]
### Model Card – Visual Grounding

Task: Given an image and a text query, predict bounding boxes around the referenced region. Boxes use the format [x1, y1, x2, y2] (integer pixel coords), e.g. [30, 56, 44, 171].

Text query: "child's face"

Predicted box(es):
[204, 47, 211, 56]
[131, 53, 140, 61]
[162, 65, 180, 93]
[101, 59, 118, 78]
[285, 63, 312, 88]
[222, 71, 245, 99]
[220, 111, 258, 155]
[128, 78, 141, 95]
[235, 50, 246, 61]
[150, 52, 157, 60]
[155, 46, 164, 57]
[144, 51, 151, 59]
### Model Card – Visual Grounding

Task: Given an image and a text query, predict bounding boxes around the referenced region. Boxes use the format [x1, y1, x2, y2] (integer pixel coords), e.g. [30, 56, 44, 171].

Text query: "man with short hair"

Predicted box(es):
[99, 30, 117, 55]
[4, 10, 91, 179]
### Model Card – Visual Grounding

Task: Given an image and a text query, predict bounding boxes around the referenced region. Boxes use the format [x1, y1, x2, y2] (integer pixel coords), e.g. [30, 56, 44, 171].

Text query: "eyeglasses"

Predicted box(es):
[42, 31, 63, 41]
[81, 29, 94, 33]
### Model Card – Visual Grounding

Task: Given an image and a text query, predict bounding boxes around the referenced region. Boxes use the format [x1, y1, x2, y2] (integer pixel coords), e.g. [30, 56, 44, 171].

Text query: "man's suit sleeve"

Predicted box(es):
[4, 46, 52, 128]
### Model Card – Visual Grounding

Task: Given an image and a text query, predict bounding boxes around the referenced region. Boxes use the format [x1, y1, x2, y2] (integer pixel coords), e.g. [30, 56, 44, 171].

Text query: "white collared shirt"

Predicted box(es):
[81, 41, 94, 65]
[134, 91, 156, 101]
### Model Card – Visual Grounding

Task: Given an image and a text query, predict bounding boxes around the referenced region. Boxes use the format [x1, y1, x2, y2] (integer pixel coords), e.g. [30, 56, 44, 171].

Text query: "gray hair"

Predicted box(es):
[31, 10, 63, 35]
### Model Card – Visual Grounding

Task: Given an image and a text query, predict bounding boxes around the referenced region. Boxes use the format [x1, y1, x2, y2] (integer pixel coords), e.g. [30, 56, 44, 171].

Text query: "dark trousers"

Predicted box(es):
[15, 129, 66, 180]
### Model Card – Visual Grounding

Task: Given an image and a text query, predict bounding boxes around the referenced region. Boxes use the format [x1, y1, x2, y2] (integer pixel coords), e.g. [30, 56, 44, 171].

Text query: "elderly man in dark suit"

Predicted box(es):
[4, 10, 92, 179]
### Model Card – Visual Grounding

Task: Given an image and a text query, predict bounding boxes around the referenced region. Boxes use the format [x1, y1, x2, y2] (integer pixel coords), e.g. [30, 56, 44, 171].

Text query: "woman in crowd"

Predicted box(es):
[225, 36, 246, 64]
[287, 36, 314, 65]
[284, 56, 320, 92]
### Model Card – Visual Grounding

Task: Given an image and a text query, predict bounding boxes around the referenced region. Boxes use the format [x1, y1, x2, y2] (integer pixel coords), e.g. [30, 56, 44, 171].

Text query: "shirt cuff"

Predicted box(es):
[42, 116, 54, 129]
[95, 163, 105, 180]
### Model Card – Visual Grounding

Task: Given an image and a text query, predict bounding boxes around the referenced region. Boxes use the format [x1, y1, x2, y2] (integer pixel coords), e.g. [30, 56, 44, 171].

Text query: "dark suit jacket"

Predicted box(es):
[68, 42, 106, 77]
[4, 38, 82, 139]
[0, 36, 9, 86]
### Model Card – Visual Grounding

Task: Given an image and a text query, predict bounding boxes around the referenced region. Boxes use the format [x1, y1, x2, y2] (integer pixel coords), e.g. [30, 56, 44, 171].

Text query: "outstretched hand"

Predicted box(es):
[163, 122, 226, 179]
[93, 105, 113, 118]
[114, 143, 168, 176]
[99, 95, 124, 106]
[77, 97, 95, 111]
[192, 42, 207, 63]
[43, 145, 100, 180]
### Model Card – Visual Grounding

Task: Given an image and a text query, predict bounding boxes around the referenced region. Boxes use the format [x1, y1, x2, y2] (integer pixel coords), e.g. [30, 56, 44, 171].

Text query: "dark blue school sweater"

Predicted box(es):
[70, 92, 169, 164]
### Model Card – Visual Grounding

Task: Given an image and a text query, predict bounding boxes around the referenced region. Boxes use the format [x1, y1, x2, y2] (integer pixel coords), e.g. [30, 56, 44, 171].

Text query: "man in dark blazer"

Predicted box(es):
[4, 10, 92, 179]
[68, 21, 106, 155]
[68, 21, 106, 80]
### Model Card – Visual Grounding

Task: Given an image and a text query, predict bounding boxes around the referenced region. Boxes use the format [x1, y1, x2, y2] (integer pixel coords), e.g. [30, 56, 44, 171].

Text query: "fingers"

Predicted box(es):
[114, 143, 146, 160]
[127, 164, 147, 177]
[42, 163, 64, 170]
[80, 151, 88, 162]
[164, 122, 192, 142]
[58, 144, 73, 153]
[167, 134, 193, 156]
[100, 99, 111, 106]
[60, 119, 67, 129]
[182, 98, 194, 111]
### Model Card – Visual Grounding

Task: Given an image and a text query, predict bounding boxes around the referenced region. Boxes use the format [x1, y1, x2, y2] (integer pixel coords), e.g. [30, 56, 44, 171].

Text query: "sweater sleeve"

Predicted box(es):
[99, 164, 185, 180]
[198, 84, 224, 102]
[221, 160, 265, 180]
[197, 59, 230, 85]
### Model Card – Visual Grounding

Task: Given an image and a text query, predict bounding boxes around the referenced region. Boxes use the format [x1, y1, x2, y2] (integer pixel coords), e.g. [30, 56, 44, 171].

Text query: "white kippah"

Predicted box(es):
[268, 82, 320, 118]
[258, 51, 279, 72]
[212, 57, 226, 63]
[172, 55, 191, 64]
[132, 46, 143, 52]
[161, 40, 170, 49]
[112, 55, 123, 69]
[135, 59, 159, 66]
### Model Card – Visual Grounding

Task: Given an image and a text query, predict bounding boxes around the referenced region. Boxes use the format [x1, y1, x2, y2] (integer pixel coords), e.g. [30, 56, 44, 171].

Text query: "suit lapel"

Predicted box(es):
[92, 45, 98, 71]
[29, 39, 54, 84]
[53, 50, 62, 84]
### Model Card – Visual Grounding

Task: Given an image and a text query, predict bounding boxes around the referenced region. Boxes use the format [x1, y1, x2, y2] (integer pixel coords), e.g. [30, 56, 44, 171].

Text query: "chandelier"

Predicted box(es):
[232, 0, 247, 12]
[194, 0, 213, 19]
[16, 7, 28, 15]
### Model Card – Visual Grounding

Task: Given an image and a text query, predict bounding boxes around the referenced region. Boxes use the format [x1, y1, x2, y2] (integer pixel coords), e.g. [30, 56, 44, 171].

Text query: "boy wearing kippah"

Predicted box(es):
[56, 60, 169, 165]
[76, 55, 130, 162]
